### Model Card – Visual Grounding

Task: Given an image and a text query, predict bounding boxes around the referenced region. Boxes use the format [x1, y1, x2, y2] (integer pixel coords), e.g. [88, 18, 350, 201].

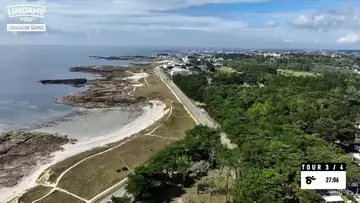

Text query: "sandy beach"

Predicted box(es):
[0, 100, 167, 203]
[31, 107, 143, 140]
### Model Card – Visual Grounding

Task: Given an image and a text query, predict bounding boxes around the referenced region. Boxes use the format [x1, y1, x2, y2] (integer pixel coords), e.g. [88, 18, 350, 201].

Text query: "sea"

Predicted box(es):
[0, 45, 155, 132]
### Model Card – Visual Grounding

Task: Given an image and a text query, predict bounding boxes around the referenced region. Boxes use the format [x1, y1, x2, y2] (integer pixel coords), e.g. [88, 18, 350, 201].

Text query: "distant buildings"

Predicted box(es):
[170, 67, 191, 76]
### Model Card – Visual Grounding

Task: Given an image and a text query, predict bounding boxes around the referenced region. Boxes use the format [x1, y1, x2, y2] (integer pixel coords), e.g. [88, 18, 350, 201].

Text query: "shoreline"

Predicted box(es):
[1, 67, 168, 202]
[1, 100, 167, 203]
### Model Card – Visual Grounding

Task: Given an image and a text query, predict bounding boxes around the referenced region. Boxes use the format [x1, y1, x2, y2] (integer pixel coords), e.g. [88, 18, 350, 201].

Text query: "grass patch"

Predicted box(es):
[133, 69, 177, 101]
[114, 135, 175, 168]
[277, 69, 319, 77]
[18, 185, 52, 203]
[58, 150, 130, 200]
[45, 135, 136, 183]
[217, 66, 237, 74]
[37, 190, 85, 203]
[46, 147, 109, 183]
[152, 103, 196, 139]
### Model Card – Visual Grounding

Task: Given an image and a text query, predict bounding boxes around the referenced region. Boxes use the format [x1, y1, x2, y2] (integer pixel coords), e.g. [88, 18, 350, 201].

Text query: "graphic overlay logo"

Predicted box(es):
[301, 163, 346, 190]
[6, 4, 46, 32]
[305, 176, 316, 185]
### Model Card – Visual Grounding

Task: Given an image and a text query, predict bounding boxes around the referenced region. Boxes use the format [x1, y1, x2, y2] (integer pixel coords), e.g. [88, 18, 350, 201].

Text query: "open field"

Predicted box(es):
[132, 70, 177, 101]
[113, 135, 175, 169]
[37, 190, 85, 203]
[17, 67, 197, 203]
[18, 185, 52, 203]
[58, 150, 130, 199]
[45, 147, 111, 183]
[277, 69, 319, 77]
[152, 103, 196, 139]
[217, 66, 237, 74]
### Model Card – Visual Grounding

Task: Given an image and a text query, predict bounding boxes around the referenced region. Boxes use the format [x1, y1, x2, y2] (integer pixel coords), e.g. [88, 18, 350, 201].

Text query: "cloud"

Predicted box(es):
[337, 33, 360, 43]
[290, 13, 344, 31]
[39, 0, 277, 34]
[263, 20, 278, 28]
[289, 5, 359, 31]
[283, 39, 293, 43]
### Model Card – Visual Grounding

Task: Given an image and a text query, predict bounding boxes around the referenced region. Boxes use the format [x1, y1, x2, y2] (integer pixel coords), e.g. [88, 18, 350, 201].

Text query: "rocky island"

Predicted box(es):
[39, 78, 87, 87]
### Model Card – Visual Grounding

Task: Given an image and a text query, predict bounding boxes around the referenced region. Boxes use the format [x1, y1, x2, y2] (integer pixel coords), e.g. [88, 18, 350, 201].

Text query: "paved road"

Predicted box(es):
[97, 187, 126, 203]
[154, 66, 235, 149]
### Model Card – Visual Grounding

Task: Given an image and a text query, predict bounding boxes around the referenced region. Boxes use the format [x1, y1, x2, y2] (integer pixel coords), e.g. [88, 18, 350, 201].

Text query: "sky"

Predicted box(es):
[0, 0, 359, 49]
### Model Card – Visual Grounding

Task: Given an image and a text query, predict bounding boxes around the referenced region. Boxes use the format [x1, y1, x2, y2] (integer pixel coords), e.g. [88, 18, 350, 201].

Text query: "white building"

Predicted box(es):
[323, 195, 345, 203]
[169, 67, 191, 76]
[322, 191, 345, 203]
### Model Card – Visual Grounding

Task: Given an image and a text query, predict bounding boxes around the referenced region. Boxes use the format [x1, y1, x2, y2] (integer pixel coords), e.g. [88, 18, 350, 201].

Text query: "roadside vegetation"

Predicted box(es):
[123, 57, 360, 202]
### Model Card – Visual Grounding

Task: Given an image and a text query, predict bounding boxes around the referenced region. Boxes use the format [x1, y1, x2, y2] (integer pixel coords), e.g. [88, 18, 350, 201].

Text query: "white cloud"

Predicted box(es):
[289, 5, 359, 31]
[283, 39, 293, 43]
[38, 0, 273, 34]
[291, 13, 344, 31]
[109, 0, 274, 12]
[337, 32, 360, 43]
[263, 20, 277, 28]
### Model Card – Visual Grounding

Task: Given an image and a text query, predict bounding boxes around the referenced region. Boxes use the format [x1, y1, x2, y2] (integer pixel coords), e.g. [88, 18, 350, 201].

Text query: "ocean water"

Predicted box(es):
[0, 45, 154, 132]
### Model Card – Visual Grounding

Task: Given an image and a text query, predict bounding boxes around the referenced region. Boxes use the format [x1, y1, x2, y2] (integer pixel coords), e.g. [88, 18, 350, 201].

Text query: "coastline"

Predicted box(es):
[0, 66, 168, 202]
[0, 100, 167, 203]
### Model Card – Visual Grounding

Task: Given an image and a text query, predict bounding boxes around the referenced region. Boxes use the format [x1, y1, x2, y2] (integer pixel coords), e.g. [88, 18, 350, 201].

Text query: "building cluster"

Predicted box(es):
[158, 53, 225, 77]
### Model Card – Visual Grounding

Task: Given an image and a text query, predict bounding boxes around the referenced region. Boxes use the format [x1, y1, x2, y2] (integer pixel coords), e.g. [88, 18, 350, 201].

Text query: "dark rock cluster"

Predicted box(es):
[0, 132, 76, 187]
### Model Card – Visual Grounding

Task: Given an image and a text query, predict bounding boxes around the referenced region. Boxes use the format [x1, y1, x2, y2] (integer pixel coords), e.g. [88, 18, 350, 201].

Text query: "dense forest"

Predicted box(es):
[120, 59, 360, 203]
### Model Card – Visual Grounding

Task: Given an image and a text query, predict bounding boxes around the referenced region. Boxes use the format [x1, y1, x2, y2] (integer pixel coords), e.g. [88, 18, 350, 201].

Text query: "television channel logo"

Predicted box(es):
[6, 4, 46, 32]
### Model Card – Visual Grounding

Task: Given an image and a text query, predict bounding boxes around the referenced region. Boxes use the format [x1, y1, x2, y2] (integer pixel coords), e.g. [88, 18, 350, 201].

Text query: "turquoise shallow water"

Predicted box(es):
[0, 45, 154, 132]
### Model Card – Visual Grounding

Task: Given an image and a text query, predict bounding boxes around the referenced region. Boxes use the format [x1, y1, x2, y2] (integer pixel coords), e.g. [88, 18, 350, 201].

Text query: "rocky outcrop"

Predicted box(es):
[39, 78, 87, 87]
[0, 132, 76, 187]
[55, 65, 147, 108]
[58, 90, 145, 108]
[70, 65, 128, 73]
